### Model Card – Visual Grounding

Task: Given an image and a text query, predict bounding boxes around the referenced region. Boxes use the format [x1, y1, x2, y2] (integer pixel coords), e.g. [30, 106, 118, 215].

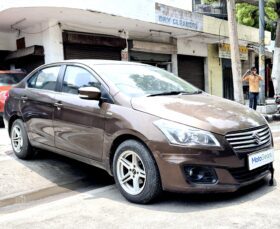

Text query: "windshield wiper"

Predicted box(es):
[148, 90, 203, 97]
[147, 91, 187, 97]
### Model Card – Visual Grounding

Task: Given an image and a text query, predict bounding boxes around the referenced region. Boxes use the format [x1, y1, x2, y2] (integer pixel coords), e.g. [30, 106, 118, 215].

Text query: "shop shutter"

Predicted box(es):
[130, 51, 171, 63]
[178, 55, 205, 90]
[223, 66, 234, 100]
[64, 44, 121, 60]
[222, 59, 234, 100]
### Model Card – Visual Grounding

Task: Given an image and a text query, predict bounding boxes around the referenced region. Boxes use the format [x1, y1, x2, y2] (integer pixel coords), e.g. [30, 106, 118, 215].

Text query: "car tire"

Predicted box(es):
[11, 119, 35, 159]
[0, 118, 4, 128]
[113, 140, 162, 204]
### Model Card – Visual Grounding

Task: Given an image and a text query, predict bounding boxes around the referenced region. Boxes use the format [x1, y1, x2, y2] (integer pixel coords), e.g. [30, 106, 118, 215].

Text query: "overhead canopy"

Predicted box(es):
[5, 45, 44, 60]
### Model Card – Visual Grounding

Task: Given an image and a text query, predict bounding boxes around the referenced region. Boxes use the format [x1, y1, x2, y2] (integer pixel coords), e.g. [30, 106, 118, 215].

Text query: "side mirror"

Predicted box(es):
[78, 87, 101, 100]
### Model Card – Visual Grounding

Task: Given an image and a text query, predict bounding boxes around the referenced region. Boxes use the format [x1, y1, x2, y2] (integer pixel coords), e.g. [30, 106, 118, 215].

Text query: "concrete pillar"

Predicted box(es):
[171, 54, 178, 76]
[207, 44, 223, 97]
[42, 19, 64, 64]
[0, 31, 16, 51]
[259, 0, 266, 104]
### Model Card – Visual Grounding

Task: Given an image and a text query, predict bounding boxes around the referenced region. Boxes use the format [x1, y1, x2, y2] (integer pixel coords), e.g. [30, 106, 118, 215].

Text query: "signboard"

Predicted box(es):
[219, 43, 248, 61]
[155, 3, 203, 31]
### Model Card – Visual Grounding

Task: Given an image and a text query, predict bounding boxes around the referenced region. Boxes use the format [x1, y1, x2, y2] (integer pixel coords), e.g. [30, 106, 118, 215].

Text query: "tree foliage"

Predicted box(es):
[236, 0, 279, 37]
[236, 3, 258, 27]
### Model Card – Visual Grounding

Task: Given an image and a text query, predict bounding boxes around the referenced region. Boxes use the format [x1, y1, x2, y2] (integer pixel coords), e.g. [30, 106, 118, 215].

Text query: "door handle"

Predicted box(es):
[21, 96, 28, 103]
[54, 102, 63, 110]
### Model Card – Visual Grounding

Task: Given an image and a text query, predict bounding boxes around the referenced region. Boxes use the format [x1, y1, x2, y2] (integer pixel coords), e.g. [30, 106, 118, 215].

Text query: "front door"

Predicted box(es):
[53, 65, 105, 161]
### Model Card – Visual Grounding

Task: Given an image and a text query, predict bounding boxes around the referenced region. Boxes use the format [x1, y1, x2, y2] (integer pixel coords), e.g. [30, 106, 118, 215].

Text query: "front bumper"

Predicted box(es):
[148, 141, 272, 193]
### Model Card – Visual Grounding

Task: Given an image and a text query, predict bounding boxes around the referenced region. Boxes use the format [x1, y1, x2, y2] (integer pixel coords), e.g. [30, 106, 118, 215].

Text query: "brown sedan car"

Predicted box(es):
[4, 60, 274, 204]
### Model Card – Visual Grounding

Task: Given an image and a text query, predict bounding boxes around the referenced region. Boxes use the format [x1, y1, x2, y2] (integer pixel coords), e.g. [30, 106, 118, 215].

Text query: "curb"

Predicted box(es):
[0, 178, 93, 209]
[263, 114, 280, 122]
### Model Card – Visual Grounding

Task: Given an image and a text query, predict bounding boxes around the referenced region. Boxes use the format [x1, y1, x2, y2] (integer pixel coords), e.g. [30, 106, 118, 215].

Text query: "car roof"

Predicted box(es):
[46, 59, 147, 67]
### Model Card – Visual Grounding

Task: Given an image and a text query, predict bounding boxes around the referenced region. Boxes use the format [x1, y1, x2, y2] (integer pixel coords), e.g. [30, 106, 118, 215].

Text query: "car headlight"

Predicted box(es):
[154, 119, 220, 147]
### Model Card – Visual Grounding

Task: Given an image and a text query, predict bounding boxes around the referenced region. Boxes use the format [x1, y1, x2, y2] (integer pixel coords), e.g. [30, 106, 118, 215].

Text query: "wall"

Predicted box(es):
[0, 0, 191, 24]
[0, 32, 17, 51]
[14, 20, 64, 64]
[0, 0, 270, 88]
[203, 16, 271, 45]
[158, 0, 192, 11]
[41, 20, 64, 63]
[3, 24, 44, 52]
[1, 0, 271, 45]
[207, 44, 223, 97]
[20, 24, 44, 47]
[172, 54, 178, 75]
[177, 39, 208, 57]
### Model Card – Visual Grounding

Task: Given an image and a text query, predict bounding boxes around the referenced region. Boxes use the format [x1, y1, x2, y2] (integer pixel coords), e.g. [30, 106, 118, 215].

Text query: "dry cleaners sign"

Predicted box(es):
[155, 3, 203, 31]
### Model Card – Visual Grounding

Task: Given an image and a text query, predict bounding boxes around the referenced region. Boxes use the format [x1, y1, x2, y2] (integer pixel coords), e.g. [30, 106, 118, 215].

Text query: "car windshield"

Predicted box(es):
[93, 64, 200, 97]
[0, 73, 25, 86]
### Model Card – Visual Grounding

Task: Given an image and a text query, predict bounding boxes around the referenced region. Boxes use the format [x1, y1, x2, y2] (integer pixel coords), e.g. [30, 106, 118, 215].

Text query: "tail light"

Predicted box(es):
[3, 90, 9, 101]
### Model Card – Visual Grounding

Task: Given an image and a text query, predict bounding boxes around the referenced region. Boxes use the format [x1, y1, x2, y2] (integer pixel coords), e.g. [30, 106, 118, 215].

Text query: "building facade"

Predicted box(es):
[0, 0, 272, 99]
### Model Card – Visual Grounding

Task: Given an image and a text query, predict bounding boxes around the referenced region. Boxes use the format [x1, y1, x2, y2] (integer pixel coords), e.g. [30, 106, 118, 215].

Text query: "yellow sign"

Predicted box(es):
[219, 43, 248, 61]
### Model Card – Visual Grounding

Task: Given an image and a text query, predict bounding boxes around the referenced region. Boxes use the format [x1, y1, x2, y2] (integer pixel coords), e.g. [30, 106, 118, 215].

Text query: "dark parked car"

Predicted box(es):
[4, 60, 274, 204]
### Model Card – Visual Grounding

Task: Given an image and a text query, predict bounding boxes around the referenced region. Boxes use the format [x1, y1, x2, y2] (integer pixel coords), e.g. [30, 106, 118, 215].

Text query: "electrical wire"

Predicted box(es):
[12, 23, 60, 35]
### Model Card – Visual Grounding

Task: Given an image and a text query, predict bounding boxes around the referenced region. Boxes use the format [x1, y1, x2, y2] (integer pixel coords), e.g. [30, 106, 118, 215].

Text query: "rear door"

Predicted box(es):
[53, 65, 106, 161]
[20, 65, 61, 146]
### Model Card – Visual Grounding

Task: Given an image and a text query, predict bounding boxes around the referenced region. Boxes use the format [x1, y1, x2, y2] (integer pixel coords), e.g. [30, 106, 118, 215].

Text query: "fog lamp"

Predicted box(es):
[184, 166, 217, 184]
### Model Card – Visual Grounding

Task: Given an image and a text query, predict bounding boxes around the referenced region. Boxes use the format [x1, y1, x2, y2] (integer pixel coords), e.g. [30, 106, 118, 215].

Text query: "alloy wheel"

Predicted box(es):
[11, 125, 23, 153]
[116, 150, 146, 195]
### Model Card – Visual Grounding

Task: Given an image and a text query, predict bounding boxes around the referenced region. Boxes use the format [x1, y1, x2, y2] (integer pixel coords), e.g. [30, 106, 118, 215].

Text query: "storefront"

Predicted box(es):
[177, 55, 205, 90]
[129, 40, 174, 71]
[0, 1, 270, 100]
[219, 43, 249, 100]
[222, 58, 234, 100]
[63, 31, 126, 60]
[4, 45, 44, 73]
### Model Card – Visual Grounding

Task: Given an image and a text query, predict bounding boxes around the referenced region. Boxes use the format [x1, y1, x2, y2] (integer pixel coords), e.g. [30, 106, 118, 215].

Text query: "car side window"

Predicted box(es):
[62, 66, 100, 94]
[28, 66, 60, 91]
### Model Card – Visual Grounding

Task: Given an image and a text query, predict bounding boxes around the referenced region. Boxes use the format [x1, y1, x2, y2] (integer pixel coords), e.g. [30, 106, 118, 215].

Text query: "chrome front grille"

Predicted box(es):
[225, 125, 271, 153]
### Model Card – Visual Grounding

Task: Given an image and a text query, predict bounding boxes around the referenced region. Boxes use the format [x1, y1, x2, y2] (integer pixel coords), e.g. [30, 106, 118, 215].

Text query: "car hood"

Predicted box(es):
[131, 94, 267, 135]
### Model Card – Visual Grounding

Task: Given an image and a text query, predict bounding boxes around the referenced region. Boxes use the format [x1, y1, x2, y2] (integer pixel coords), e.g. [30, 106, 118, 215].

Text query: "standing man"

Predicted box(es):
[242, 66, 263, 110]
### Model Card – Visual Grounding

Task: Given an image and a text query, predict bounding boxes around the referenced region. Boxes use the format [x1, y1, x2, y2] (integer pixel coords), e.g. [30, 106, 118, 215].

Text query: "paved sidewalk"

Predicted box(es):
[0, 127, 11, 154]
[0, 128, 113, 208]
[0, 151, 90, 207]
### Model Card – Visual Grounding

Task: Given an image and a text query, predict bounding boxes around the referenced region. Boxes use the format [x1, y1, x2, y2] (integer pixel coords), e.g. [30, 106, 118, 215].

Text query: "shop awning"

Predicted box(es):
[5, 45, 44, 60]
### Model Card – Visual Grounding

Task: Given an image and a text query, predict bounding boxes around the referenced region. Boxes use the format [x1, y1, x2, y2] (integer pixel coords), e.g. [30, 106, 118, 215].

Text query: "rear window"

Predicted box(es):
[27, 66, 60, 91]
[0, 73, 25, 86]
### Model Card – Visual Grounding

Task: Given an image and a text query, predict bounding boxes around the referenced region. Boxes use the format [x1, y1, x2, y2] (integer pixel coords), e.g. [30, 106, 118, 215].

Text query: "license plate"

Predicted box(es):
[248, 148, 274, 171]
